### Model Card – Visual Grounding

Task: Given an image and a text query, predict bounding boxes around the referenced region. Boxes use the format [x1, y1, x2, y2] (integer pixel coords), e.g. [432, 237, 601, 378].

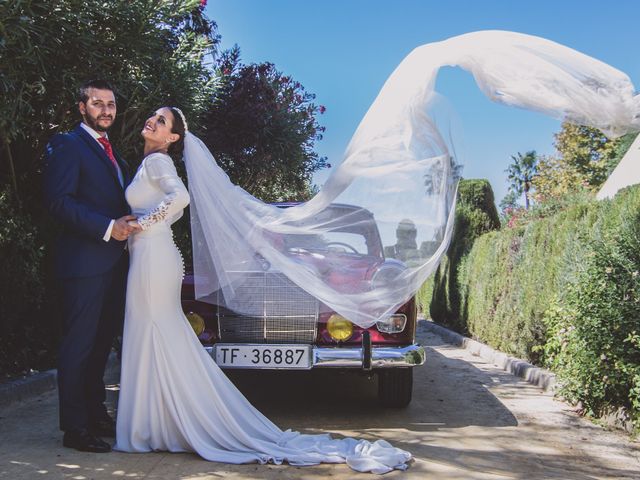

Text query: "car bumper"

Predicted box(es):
[313, 344, 425, 368]
[204, 343, 426, 369]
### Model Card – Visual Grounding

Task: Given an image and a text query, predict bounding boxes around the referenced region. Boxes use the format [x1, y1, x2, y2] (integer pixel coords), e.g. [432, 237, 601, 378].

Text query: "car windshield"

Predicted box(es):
[279, 204, 383, 257]
[284, 231, 369, 255]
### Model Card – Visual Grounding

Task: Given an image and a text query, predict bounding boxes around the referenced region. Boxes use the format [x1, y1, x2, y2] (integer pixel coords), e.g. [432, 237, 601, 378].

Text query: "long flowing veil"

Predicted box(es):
[184, 30, 639, 328]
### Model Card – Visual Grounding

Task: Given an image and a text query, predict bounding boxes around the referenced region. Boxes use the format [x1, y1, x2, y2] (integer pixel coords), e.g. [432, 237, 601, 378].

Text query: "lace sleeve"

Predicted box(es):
[137, 154, 190, 230]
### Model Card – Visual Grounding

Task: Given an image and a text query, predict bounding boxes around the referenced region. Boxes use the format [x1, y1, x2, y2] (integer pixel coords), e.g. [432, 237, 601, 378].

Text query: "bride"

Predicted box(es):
[114, 106, 412, 474]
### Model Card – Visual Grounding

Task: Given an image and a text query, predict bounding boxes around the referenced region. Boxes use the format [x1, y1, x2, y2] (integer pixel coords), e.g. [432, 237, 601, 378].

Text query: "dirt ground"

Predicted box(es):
[1, 322, 638, 479]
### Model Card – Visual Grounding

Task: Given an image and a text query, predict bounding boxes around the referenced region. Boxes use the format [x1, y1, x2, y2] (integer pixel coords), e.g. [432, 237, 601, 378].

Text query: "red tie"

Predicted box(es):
[96, 136, 119, 170]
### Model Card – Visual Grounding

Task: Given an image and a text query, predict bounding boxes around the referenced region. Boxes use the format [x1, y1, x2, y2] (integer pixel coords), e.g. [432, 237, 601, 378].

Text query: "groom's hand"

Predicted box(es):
[112, 215, 139, 241]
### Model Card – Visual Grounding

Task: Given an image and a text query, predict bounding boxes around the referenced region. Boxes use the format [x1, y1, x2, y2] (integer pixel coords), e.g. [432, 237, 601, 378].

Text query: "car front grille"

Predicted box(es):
[217, 271, 318, 344]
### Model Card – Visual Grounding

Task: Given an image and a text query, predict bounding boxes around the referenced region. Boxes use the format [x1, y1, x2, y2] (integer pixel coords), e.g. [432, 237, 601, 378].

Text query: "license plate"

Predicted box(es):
[214, 344, 312, 369]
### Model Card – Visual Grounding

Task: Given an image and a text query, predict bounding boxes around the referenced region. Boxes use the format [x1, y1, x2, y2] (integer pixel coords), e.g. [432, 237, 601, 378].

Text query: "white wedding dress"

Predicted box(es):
[114, 152, 411, 474]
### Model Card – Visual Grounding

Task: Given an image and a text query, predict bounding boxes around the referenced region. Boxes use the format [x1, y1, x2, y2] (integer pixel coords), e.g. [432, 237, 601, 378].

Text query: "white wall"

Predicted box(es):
[597, 134, 640, 200]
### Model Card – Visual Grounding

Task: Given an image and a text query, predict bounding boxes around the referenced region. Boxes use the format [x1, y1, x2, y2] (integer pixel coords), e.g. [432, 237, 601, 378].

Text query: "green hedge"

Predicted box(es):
[542, 186, 640, 429]
[424, 179, 500, 330]
[458, 201, 598, 362]
[439, 183, 640, 429]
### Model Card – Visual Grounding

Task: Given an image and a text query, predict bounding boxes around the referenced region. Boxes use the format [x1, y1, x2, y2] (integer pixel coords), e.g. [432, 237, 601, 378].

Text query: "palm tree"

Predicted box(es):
[506, 151, 538, 210]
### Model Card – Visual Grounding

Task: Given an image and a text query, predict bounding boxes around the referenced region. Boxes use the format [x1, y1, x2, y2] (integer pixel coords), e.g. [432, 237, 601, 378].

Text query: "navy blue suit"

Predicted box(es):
[44, 124, 132, 432]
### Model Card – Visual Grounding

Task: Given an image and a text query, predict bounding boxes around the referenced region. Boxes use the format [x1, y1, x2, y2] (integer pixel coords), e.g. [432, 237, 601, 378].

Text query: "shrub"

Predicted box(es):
[428, 179, 500, 330]
[458, 198, 600, 361]
[0, 187, 57, 378]
[416, 276, 433, 315]
[0, 189, 44, 330]
[447, 181, 640, 428]
[0, 0, 218, 379]
[542, 186, 640, 428]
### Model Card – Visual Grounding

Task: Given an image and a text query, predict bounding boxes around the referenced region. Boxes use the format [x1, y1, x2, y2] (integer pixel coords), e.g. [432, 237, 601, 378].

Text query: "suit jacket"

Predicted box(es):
[43, 124, 132, 279]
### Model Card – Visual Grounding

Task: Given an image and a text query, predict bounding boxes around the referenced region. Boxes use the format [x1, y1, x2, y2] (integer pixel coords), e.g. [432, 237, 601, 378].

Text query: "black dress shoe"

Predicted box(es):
[63, 429, 112, 453]
[89, 417, 116, 438]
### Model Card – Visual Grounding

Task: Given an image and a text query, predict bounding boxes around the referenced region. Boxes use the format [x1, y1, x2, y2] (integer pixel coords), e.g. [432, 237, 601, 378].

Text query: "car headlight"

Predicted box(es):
[327, 314, 354, 342]
[186, 312, 205, 336]
[376, 314, 407, 334]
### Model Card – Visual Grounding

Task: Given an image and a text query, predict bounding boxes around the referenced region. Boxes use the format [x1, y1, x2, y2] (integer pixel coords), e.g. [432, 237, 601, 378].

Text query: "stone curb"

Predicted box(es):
[0, 353, 119, 409]
[421, 319, 557, 392]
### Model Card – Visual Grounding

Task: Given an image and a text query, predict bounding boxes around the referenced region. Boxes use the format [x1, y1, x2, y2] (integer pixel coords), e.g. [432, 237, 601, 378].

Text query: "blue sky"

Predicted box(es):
[205, 0, 640, 204]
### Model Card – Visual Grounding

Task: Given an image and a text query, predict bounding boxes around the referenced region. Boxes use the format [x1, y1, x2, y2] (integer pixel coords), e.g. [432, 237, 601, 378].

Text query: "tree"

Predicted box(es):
[553, 122, 620, 189]
[0, 0, 219, 203]
[200, 47, 328, 202]
[530, 154, 585, 203]
[498, 189, 519, 223]
[506, 150, 538, 210]
[423, 156, 463, 196]
[530, 124, 637, 202]
[0, 0, 218, 377]
[499, 190, 519, 213]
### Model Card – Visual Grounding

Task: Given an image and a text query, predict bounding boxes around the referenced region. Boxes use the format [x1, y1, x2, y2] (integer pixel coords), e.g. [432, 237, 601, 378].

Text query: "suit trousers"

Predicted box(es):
[57, 252, 128, 432]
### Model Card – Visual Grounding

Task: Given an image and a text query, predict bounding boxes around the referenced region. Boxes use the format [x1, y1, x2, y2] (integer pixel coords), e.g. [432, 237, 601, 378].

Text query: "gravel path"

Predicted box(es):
[1, 321, 638, 479]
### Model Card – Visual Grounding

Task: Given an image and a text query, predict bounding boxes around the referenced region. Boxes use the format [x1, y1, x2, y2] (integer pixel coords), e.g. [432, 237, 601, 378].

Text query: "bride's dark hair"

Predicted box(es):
[168, 107, 186, 158]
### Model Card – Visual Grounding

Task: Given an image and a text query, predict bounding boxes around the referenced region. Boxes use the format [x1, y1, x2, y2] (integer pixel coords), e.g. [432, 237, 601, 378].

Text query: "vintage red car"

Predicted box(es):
[181, 202, 425, 407]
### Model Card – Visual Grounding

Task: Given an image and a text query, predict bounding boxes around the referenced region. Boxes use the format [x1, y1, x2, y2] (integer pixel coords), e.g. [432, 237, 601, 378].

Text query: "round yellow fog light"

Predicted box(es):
[186, 312, 205, 336]
[327, 314, 354, 342]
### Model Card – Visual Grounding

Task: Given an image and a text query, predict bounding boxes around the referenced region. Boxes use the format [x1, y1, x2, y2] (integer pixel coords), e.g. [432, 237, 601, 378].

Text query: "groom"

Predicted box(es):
[43, 79, 137, 453]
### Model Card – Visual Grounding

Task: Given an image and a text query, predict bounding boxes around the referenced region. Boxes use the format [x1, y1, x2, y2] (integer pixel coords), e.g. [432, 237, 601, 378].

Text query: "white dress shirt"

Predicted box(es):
[80, 122, 121, 242]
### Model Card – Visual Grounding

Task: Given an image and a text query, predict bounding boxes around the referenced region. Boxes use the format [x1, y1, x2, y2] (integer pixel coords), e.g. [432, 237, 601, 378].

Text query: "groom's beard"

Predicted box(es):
[85, 113, 114, 132]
